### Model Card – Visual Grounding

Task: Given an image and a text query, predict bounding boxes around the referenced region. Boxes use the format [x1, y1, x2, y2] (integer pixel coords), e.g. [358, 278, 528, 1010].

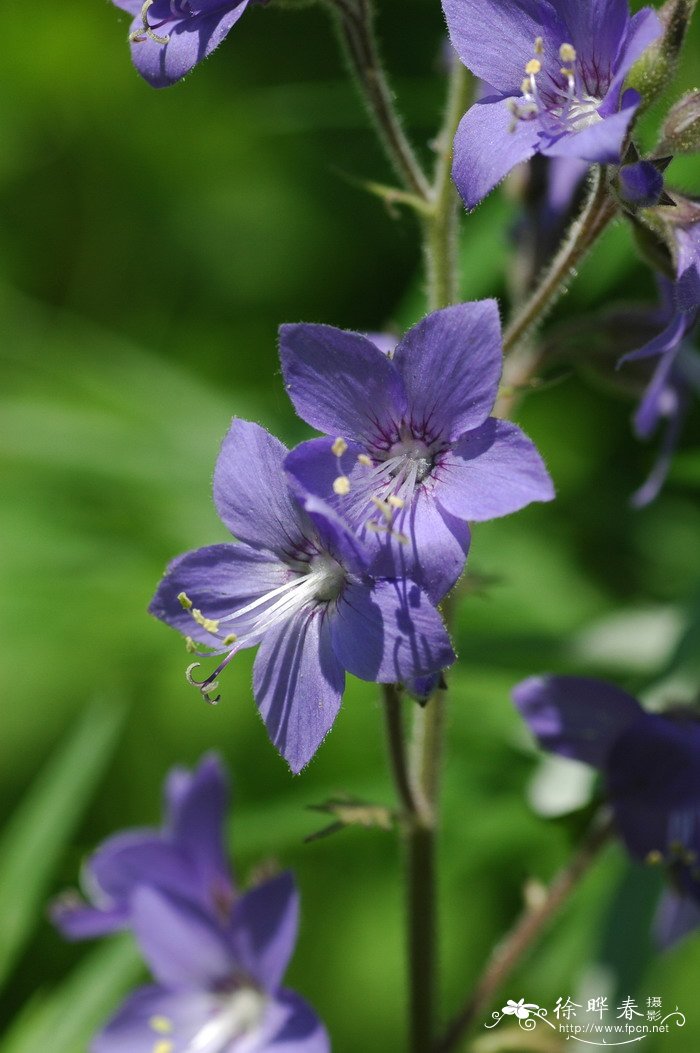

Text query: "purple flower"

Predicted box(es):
[52, 754, 232, 939]
[92, 876, 328, 1053]
[112, 0, 257, 88]
[280, 303, 555, 604]
[617, 159, 665, 209]
[442, 0, 662, 209]
[149, 419, 455, 772]
[619, 278, 700, 506]
[514, 675, 700, 947]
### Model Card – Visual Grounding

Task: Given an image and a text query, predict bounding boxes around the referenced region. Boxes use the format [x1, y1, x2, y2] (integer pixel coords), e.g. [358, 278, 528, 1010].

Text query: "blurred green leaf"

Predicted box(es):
[0, 700, 125, 989]
[0, 936, 141, 1053]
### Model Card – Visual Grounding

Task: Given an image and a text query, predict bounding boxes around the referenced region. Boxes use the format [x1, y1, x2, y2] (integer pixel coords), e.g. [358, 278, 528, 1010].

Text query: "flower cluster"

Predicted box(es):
[149, 304, 554, 772]
[514, 676, 700, 947]
[52, 755, 329, 1052]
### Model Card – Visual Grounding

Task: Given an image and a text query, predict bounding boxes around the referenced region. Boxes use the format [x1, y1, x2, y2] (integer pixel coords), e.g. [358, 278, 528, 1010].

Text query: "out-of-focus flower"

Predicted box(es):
[150, 420, 455, 772]
[112, 0, 258, 88]
[441, 0, 661, 209]
[514, 675, 700, 947]
[281, 303, 554, 604]
[52, 754, 232, 938]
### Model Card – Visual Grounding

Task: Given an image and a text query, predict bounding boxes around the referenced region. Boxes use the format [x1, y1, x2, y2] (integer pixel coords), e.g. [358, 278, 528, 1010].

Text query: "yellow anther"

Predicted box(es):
[357, 453, 372, 467]
[333, 476, 351, 496]
[185, 636, 197, 653]
[521, 78, 532, 96]
[525, 59, 541, 76]
[178, 592, 193, 610]
[387, 495, 404, 509]
[150, 1017, 173, 1034]
[223, 634, 237, 646]
[153, 1042, 174, 1053]
[560, 67, 575, 77]
[331, 437, 348, 457]
[646, 850, 664, 866]
[192, 609, 220, 634]
[559, 43, 576, 63]
[534, 36, 544, 53]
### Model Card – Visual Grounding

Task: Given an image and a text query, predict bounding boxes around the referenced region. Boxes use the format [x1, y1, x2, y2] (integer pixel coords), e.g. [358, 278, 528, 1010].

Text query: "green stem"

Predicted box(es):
[328, 0, 431, 200]
[435, 813, 614, 1053]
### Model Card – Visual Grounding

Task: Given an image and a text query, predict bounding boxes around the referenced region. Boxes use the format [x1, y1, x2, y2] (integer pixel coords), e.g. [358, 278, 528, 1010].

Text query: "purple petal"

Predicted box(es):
[92, 984, 216, 1053]
[441, 0, 567, 94]
[125, 2, 251, 89]
[512, 675, 642, 768]
[253, 608, 345, 773]
[653, 890, 700, 950]
[633, 350, 681, 438]
[329, 580, 455, 683]
[285, 436, 364, 504]
[131, 887, 233, 990]
[393, 302, 504, 440]
[608, 716, 700, 809]
[436, 419, 555, 521]
[555, 0, 629, 73]
[214, 420, 309, 555]
[618, 310, 687, 367]
[230, 872, 298, 992]
[618, 161, 664, 208]
[278, 324, 407, 446]
[367, 489, 471, 605]
[452, 96, 543, 210]
[265, 990, 330, 1053]
[149, 542, 290, 649]
[87, 834, 196, 906]
[50, 895, 128, 941]
[165, 753, 233, 906]
[631, 408, 684, 508]
[292, 488, 370, 577]
[542, 89, 639, 163]
[599, 9, 663, 117]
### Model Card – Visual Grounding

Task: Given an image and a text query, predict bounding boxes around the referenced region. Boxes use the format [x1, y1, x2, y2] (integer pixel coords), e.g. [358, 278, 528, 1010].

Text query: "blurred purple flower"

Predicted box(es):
[92, 875, 328, 1053]
[112, 0, 258, 88]
[149, 419, 455, 773]
[281, 303, 554, 604]
[442, 0, 661, 208]
[514, 675, 700, 948]
[619, 278, 700, 506]
[52, 754, 232, 939]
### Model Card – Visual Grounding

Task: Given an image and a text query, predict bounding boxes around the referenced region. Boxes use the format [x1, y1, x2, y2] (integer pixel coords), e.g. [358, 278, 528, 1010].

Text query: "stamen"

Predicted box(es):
[153, 1043, 173, 1053]
[191, 609, 220, 634]
[331, 437, 348, 457]
[559, 43, 576, 63]
[525, 59, 541, 76]
[129, 0, 171, 45]
[646, 849, 664, 865]
[186, 662, 222, 705]
[333, 475, 351, 495]
[388, 495, 404, 509]
[178, 592, 192, 610]
[357, 453, 372, 467]
[534, 36, 544, 54]
[150, 1018, 173, 1034]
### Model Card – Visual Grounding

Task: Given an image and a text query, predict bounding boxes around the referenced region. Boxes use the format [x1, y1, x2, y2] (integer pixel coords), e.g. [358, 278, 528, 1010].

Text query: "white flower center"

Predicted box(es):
[186, 988, 268, 1053]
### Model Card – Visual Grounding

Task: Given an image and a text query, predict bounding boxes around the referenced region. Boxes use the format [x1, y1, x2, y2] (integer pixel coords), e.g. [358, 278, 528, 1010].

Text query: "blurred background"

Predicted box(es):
[1, 1, 700, 1049]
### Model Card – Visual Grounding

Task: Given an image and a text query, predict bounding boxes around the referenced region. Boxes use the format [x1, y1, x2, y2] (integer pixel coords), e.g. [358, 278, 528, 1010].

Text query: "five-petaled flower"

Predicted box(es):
[149, 419, 455, 773]
[53, 754, 329, 1053]
[514, 675, 700, 947]
[52, 754, 232, 939]
[280, 302, 555, 605]
[112, 0, 259, 88]
[441, 0, 661, 209]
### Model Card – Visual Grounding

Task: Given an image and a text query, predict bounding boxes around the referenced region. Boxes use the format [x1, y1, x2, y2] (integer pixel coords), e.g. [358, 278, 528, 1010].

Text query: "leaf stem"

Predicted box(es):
[435, 812, 615, 1053]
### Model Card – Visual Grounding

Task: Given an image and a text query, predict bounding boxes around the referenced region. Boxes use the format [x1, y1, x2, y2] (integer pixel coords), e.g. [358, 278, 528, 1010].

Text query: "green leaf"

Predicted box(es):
[0, 699, 125, 989]
[0, 936, 141, 1053]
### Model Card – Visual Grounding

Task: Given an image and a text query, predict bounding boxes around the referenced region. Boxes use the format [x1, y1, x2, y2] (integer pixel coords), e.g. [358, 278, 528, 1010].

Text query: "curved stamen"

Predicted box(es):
[129, 0, 171, 45]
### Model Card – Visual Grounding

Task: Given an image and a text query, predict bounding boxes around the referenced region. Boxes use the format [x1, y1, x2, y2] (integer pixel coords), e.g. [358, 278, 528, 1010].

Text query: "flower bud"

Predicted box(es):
[616, 160, 665, 209]
[626, 0, 697, 112]
[658, 90, 700, 155]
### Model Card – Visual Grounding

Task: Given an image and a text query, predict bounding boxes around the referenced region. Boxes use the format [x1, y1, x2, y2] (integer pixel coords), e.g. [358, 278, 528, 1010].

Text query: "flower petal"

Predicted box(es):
[214, 420, 309, 555]
[92, 984, 215, 1053]
[125, 2, 251, 89]
[165, 753, 233, 905]
[436, 419, 555, 521]
[512, 675, 642, 768]
[653, 889, 700, 950]
[230, 872, 299, 993]
[253, 608, 345, 774]
[149, 542, 290, 649]
[555, 0, 629, 73]
[608, 716, 700, 809]
[599, 8, 662, 117]
[330, 580, 455, 683]
[452, 97, 543, 210]
[393, 302, 503, 439]
[131, 887, 233, 990]
[279, 324, 407, 447]
[50, 896, 128, 941]
[265, 990, 331, 1053]
[542, 89, 639, 163]
[441, 0, 567, 94]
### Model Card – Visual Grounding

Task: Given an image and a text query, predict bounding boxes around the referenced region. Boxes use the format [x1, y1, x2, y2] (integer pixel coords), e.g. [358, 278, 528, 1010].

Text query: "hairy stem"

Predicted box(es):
[328, 0, 430, 199]
[435, 812, 615, 1053]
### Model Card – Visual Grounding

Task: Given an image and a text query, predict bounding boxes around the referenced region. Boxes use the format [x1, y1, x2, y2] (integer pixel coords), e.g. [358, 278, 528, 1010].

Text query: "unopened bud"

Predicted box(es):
[626, 0, 697, 113]
[658, 90, 700, 155]
[616, 160, 665, 209]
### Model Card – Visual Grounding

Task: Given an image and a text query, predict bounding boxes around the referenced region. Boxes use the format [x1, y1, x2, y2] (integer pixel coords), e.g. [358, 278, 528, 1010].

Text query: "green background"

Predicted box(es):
[1, 1, 700, 1050]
